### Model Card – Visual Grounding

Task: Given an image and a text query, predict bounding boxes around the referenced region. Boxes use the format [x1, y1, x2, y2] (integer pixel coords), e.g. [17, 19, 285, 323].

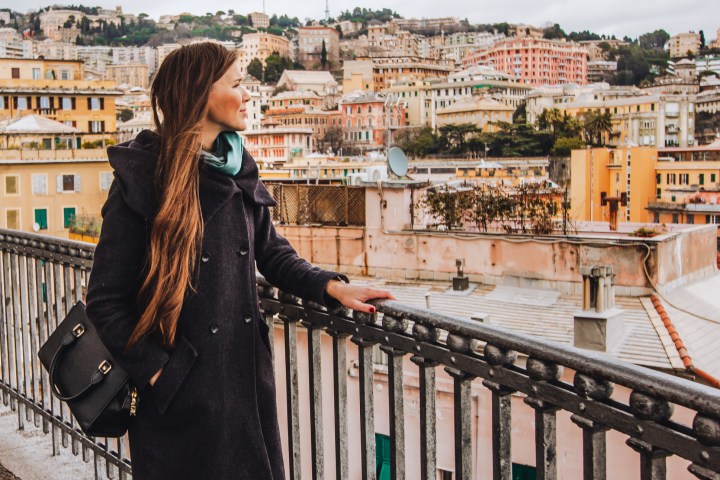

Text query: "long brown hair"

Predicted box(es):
[127, 43, 237, 349]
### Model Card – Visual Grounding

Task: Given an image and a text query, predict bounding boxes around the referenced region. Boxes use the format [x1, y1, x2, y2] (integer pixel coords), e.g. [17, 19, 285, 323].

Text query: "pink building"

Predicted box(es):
[340, 91, 407, 151]
[464, 38, 588, 86]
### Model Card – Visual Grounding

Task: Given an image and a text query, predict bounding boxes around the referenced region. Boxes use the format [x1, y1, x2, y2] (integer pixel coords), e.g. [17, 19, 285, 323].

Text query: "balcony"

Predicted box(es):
[0, 230, 719, 480]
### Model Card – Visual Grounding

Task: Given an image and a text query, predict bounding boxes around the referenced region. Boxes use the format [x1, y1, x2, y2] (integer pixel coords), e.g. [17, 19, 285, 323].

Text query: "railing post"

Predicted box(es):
[330, 327, 350, 480]
[626, 438, 669, 480]
[572, 373, 614, 480]
[410, 322, 439, 480]
[483, 345, 517, 480]
[445, 331, 476, 480]
[302, 308, 325, 480]
[279, 291, 303, 480]
[352, 310, 377, 480]
[524, 358, 562, 480]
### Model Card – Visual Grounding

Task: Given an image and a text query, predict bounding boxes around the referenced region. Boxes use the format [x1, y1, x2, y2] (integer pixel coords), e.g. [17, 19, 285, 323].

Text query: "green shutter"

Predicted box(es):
[63, 207, 76, 228]
[512, 463, 537, 480]
[34, 209, 48, 230]
[375, 434, 391, 480]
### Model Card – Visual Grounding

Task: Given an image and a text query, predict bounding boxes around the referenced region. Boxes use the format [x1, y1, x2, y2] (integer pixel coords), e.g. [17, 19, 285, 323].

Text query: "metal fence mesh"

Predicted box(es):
[266, 184, 366, 226]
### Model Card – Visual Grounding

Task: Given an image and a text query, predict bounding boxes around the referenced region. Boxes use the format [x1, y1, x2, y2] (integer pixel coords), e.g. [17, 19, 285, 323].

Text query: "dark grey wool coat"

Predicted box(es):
[85, 130, 344, 479]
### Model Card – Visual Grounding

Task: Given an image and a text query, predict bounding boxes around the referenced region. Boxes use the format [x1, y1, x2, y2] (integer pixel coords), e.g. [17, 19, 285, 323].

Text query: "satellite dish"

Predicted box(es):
[388, 146, 408, 177]
[32, 222, 40, 232]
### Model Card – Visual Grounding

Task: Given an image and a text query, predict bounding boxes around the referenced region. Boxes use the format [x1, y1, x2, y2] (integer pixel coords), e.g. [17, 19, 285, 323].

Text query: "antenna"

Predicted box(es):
[325, 0, 330, 23]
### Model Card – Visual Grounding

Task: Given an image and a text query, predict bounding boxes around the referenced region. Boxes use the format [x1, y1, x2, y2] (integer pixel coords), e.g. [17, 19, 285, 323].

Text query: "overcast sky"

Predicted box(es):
[20, 0, 719, 39]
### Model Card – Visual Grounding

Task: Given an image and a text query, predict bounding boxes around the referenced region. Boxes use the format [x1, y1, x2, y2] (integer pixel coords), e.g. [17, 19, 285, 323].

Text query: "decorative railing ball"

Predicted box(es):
[353, 310, 376, 326]
[446, 333, 472, 354]
[382, 314, 408, 334]
[574, 373, 614, 401]
[692, 414, 720, 447]
[629, 391, 674, 423]
[526, 357, 563, 382]
[483, 344, 517, 367]
[411, 323, 439, 344]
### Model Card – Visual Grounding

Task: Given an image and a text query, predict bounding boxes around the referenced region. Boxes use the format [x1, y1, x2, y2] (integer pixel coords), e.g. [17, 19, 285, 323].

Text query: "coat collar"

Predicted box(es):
[107, 130, 276, 222]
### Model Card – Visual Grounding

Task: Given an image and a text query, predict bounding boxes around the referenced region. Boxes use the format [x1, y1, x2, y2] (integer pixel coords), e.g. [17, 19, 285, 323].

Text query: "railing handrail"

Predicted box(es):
[372, 299, 720, 418]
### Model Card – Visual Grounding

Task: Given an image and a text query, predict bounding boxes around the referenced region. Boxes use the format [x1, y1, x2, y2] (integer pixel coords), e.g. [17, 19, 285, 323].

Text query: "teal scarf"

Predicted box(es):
[200, 131, 243, 176]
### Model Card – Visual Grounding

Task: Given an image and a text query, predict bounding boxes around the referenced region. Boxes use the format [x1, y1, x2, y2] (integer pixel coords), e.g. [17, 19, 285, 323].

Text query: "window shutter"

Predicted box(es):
[74, 174, 81, 192]
[87, 98, 92, 110]
[56, 175, 62, 193]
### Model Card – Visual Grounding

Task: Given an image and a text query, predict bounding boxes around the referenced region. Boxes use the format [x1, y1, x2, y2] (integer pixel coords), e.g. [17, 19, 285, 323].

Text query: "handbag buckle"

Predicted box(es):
[98, 360, 112, 375]
[72, 324, 85, 337]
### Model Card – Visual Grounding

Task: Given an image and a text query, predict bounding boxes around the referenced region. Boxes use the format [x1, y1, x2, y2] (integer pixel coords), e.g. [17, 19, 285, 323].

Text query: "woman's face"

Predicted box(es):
[205, 60, 251, 134]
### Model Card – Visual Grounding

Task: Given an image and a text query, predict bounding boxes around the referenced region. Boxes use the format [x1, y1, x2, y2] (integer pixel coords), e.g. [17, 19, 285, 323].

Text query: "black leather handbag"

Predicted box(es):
[38, 301, 138, 438]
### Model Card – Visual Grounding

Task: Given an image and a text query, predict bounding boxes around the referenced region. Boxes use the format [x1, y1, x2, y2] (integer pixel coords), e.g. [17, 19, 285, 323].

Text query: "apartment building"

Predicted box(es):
[668, 32, 701, 59]
[242, 127, 313, 168]
[464, 38, 588, 86]
[276, 70, 340, 108]
[0, 58, 120, 139]
[297, 26, 340, 69]
[247, 12, 270, 29]
[436, 96, 514, 132]
[263, 102, 341, 152]
[0, 151, 111, 240]
[104, 63, 149, 89]
[527, 84, 696, 148]
[384, 66, 531, 128]
[343, 57, 453, 93]
[570, 147, 658, 224]
[238, 33, 292, 71]
[112, 46, 158, 76]
[339, 91, 407, 150]
[648, 143, 720, 240]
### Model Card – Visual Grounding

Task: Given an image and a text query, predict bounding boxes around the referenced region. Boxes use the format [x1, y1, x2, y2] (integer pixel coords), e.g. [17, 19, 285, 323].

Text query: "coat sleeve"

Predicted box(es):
[85, 181, 170, 390]
[253, 203, 348, 307]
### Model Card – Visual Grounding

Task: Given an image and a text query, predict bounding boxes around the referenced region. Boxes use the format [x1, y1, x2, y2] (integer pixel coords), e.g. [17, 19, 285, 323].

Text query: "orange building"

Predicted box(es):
[242, 127, 313, 168]
[464, 38, 588, 86]
[570, 147, 658, 225]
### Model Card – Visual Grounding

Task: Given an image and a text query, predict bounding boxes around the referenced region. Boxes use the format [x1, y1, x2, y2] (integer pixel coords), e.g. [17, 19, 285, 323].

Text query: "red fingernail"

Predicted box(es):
[370, 307, 376, 313]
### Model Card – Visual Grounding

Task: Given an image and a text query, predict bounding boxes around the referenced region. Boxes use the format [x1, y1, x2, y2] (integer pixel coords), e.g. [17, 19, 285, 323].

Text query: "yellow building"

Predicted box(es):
[238, 32, 292, 72]
[436, 96, 514, 132]
[342, 58, 453, 93]
[104, 63, 149, 89]
[0, 58, 121, 141]
[570, 147, 658, 224]
[648, 143, 720, 240]
[0, 149, 111, 241]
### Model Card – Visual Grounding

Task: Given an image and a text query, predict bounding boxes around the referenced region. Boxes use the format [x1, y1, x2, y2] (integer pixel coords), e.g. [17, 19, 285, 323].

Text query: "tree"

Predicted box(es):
[335, 24, 343, 39]
[581, 111, 612, 146]
[320, 40, 327, 69]
[263, 53, 294, 83]
[118, 108, 134, 122]
[247, 58, 263, 82]
[438, 123, 479, 153]
[543, 23, 566, 40]
[551, 137, 585, 157]
[319, 125, 344, 154]
[700, 30, 706, 48]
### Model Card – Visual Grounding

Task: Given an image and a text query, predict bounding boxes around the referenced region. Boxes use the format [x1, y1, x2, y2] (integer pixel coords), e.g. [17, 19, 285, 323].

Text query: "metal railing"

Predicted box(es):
[0, 229, 719, 480]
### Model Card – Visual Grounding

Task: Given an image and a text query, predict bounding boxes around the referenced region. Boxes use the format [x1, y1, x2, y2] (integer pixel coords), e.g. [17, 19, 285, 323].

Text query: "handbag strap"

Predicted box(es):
[49, 323, 113, 402]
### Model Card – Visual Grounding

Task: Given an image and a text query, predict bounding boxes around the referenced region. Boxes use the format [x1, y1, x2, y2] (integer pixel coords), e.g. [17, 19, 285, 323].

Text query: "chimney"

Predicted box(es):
[574, 266, 624, 352]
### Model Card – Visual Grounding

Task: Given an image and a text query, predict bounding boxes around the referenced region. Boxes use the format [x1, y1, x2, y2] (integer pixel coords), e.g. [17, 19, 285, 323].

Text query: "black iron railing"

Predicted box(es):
[0, 229, 719, 480]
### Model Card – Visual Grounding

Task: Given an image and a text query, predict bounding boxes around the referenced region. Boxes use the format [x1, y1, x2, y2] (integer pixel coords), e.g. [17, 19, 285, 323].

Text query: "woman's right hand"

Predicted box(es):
[149, 368, 164, 387]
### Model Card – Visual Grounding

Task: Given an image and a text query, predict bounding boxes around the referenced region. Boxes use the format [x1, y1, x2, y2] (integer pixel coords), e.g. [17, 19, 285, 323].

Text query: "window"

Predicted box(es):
[706, 215, 720, 224]
[656, 188, 661, 199]
[6, 209, 19, 229]
[679, 173, 689, 185]
[61, 97, 75, 110]
[653, 211, 660, 223]
[60, 70, 71, 80]
[88, 120, 105, 133]
[672, 213, 679, 224]
[63, 207, 76, 229]
[57, 174, 81, 193]
[512, 463, 537, 480]
[39, 96, 50, 109]
[712, 174, 717, 183]
[16, 96, 28, 110]
[87, 97, 104, 110]
[5, 175, 19, 195]
[688, 214, 694, 224]
[438, 469, 453, 480]
[34, 208, 48, 230]
[700, 173, 705, 185]
[11, 68, 19, 79]
[666, 173, 676, 184]
[32, 68, 41, 80]
[99, 172, 113, 192]
[32, 174, 47, 195]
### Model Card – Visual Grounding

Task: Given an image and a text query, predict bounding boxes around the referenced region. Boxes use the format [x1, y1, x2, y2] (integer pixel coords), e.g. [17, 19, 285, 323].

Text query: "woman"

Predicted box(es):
[85, 42, 393, 479]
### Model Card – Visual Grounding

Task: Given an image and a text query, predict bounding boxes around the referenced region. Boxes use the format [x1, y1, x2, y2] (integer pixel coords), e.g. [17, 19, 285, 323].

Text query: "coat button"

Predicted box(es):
[244, 315, 252, 324]
[237, 247, 249, 256]
[209, 324, 219, 334]
[201, 253, 210, 263]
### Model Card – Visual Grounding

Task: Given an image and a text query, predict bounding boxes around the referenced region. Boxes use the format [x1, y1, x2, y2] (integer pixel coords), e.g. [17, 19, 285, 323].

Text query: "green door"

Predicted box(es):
[63, 207, 76, 228]
[512, 463, 537, 480]
[34, 209, 48, 230]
